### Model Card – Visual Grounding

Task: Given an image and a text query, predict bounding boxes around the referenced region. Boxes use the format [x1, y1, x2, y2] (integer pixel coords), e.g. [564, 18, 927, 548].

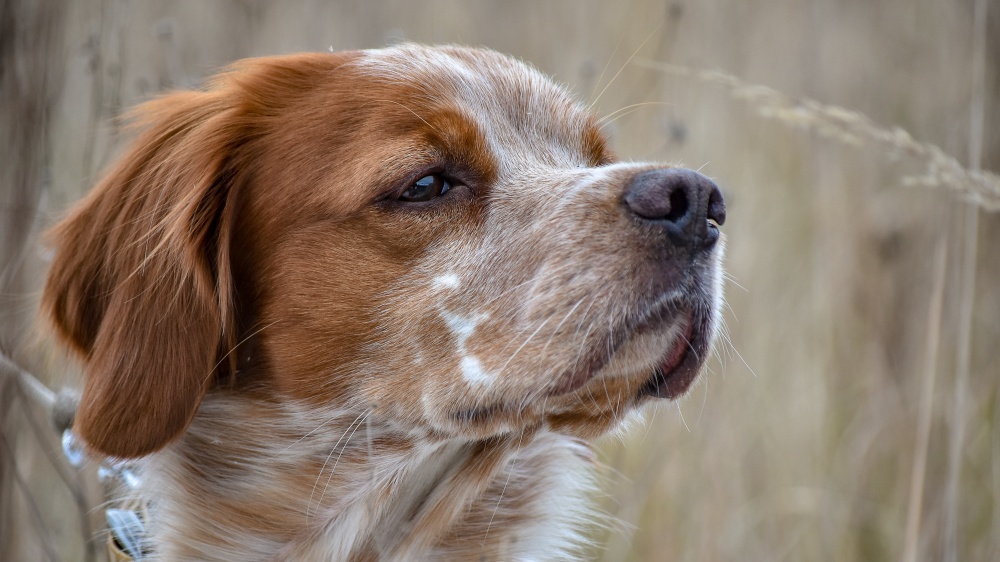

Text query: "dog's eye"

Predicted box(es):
[400, 175, 451, 202]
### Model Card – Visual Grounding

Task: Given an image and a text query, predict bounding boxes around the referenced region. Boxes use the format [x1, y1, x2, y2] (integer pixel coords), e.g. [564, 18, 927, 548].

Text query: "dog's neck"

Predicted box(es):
[140, 393, 599, 561]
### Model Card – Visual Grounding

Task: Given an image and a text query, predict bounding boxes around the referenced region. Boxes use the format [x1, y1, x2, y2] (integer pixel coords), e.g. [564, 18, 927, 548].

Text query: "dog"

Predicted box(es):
[41, 44, 726, 561]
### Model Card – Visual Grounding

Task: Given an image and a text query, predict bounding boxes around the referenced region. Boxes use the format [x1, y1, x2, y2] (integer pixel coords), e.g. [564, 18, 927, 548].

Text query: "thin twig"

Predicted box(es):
[0, 351, 55, 411]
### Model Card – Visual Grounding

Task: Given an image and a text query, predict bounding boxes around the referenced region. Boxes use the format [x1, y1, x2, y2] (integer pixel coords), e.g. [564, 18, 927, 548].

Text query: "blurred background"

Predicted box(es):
[1, 0, 997, 560]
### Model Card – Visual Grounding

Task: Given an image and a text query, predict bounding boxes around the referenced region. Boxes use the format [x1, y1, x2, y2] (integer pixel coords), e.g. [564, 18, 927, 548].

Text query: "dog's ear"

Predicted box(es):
[42, 53, 352, 458]
[42, 86, 241, 458]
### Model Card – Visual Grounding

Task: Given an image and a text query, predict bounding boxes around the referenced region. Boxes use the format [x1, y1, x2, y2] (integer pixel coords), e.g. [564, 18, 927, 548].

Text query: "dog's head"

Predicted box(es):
[43, 44, 726, 458]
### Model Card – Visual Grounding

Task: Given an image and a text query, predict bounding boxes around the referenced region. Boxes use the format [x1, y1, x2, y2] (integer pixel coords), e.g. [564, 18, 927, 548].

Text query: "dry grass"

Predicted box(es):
[1, 1, 997, 561]
[635, 60, 1000, 211]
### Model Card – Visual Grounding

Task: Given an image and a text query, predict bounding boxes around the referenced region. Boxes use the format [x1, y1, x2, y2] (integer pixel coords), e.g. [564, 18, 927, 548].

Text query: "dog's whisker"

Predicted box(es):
[307, 408, 371, 521]
[496, 311, 556, 376]
[267, 409, 346, 462]
[366, 407, 376, 487]
[210, 319, 277, 380]
[721, 322, 754, 378]
[589, 30, 624, 105]
[317, 408, 373, 512]
[483, 429, 526, 545]
[723, 272, 749, 294]
[597, 102, 675, 126]
[696, 368, 711, 424]
[676, 400, 691, 433]
[539, 296, 589, 357]
[588, 21, 663, 111]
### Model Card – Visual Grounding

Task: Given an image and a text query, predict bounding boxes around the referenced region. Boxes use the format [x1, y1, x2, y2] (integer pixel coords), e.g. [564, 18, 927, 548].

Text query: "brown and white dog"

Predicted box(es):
[42, 44, 726, 561]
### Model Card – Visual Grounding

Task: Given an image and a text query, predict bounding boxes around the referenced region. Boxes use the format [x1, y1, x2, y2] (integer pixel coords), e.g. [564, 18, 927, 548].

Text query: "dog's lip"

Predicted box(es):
[639, 308, 708, 399]
[547, 298, 707, 399]
[659, 313, 694, 379]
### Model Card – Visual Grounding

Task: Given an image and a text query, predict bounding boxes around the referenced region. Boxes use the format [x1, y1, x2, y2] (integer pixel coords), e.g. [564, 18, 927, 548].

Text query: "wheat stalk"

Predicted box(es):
[636, 59, 1000, 212]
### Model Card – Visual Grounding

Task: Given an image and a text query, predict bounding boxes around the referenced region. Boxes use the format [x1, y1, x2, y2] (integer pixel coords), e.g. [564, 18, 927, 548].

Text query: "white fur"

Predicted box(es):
[433, 273, 461, 290]
[138, 397, 599, 561]
[460, 355, 493, 385]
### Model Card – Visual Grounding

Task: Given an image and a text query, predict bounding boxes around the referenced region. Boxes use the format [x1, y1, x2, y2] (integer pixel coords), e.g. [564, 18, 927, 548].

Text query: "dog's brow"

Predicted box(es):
[420, 106, 498, 184]
[582, 117, 612, 166]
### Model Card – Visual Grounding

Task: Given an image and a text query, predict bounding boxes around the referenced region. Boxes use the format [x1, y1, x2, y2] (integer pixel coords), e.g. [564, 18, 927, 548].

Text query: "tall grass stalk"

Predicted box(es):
[902, 242, 948, 562]
[943, 1, 988, 560]
[635, 59, 1000, 212]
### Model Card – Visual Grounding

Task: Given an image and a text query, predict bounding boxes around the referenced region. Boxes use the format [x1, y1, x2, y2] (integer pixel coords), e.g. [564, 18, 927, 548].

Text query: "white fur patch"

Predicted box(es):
[433, 273, 461, 290]
[440, 310, 487, 349]
[459, 355, 492, 385]
[440, 310, 496, 385]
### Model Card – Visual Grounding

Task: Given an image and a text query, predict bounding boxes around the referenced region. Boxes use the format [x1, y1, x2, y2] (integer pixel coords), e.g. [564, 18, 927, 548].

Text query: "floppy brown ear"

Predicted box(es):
[41, 84, 246, 458]
[43, 52, 358, 458]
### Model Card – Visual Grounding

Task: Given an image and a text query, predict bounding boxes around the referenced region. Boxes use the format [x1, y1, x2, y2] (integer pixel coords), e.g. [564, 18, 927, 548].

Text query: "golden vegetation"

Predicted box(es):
[1, 0, 996, 560]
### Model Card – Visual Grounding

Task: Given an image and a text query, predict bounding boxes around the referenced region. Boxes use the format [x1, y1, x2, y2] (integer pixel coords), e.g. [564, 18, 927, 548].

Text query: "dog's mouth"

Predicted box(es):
[637, 309, 707, 399]
[546, 297, 713, 401]
[445, 296, 716, 428]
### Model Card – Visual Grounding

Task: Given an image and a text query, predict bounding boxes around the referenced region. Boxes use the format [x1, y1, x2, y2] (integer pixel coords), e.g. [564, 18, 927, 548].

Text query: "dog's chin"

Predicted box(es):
[554, 302, 716, 403]
[430, 302, 717, 439]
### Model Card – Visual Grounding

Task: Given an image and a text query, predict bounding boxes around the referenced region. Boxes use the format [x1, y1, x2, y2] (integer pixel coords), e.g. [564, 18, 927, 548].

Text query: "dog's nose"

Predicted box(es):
[623, 168, 726, 249]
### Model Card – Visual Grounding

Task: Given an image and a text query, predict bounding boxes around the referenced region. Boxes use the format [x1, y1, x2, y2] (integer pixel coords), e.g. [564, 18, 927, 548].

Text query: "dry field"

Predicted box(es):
[1, 0, 997, 560]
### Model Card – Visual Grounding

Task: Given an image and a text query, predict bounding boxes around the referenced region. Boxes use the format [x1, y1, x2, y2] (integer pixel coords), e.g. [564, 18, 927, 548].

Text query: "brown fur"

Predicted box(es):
[42, 45, 725, 560]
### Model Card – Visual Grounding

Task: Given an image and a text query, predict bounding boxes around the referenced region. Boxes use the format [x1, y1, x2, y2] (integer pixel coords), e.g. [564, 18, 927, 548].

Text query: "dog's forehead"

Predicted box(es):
[353, 44, 569, 109]
[350, 44, 605, 168]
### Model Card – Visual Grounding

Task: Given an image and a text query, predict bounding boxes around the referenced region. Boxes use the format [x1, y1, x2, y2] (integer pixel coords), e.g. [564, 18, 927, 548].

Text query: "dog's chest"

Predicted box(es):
[142, 402, 599, 561]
